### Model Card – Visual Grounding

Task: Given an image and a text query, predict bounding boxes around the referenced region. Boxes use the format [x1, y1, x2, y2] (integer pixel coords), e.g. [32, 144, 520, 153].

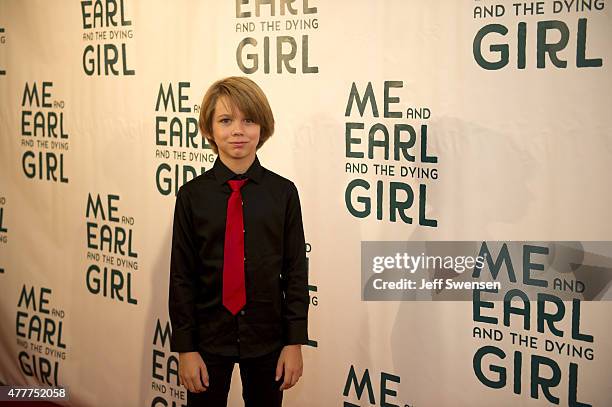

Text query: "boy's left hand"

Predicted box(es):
[275, 344, 303, 390]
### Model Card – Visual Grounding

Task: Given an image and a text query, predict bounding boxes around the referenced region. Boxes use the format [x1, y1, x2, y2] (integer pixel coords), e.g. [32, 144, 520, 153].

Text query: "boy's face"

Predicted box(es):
[209, 96, 260, 164]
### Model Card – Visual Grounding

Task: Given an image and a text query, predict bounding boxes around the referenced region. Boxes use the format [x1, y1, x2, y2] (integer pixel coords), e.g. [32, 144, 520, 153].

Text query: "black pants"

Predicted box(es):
[187, 348, 283, 407]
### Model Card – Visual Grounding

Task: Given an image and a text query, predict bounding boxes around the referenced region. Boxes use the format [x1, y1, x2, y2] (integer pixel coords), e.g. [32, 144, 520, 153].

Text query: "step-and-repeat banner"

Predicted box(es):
[1, 1, 611, 406]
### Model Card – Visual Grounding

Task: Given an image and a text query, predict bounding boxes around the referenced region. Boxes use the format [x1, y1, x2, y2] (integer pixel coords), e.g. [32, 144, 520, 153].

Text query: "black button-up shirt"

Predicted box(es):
[169, 156, 309, 358]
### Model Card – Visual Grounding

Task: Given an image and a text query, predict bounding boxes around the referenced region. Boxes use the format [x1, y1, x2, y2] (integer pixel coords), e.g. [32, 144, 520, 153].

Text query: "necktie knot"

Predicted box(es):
[228, 179, 248, 192]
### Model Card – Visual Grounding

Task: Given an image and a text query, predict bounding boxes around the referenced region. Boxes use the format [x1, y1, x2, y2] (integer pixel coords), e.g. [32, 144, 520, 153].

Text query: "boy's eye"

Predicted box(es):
[244, 118, 254, 124]
[220, 118, 231, 124]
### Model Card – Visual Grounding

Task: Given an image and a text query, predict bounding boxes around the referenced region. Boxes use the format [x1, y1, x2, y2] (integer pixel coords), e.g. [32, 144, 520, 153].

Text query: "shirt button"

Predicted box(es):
[237, 338, 240, 343]
[240, 310, 245, 316]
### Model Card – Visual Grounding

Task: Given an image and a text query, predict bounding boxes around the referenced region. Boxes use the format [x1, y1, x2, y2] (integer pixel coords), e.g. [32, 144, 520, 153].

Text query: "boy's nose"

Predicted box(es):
[232, 121, 245, 135]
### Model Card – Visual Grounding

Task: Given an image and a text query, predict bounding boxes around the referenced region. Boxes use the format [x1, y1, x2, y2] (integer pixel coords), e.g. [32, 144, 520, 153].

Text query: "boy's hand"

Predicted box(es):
[275, 344, 303, 391]
[178, 352, 209, 393]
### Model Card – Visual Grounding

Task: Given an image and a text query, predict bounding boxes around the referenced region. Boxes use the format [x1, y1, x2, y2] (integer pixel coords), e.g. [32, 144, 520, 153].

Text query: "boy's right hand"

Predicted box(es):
[178, 352, 209, 393]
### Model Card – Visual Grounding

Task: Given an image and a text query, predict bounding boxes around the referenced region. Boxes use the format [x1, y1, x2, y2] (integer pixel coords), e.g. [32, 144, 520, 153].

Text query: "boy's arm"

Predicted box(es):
[281, 182, 309, 345]
[168, 187, 199, 352]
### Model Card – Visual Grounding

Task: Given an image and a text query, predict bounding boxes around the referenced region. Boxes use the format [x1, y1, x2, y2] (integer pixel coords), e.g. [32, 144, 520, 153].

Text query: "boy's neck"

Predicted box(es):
[218, 153, 256, 176]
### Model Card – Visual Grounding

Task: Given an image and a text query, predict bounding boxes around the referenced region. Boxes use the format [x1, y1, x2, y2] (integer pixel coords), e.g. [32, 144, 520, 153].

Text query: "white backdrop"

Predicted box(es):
[1, 1, 611, 406]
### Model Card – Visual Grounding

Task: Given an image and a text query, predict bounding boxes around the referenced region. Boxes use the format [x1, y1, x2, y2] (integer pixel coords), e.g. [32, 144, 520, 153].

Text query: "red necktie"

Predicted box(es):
[223, 179, 248, 315]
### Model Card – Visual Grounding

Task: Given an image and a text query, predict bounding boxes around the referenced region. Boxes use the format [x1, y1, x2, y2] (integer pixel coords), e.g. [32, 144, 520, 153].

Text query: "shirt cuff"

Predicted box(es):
[170, 330, 197, 352]
[283, 320, 309, 344]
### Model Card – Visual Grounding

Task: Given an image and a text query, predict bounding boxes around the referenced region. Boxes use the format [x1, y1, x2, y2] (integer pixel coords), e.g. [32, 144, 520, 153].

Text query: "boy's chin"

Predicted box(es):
[226, 151, 255, 160]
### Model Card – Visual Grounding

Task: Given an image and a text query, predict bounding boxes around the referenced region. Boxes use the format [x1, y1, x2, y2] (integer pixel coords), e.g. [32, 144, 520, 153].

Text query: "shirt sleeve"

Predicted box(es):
[281, 182, 309, 344]
[168, 187, 199, 352]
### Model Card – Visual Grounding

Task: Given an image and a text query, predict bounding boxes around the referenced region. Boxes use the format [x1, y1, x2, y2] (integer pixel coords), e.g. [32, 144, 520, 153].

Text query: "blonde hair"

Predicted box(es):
[198, 76, 275, 153]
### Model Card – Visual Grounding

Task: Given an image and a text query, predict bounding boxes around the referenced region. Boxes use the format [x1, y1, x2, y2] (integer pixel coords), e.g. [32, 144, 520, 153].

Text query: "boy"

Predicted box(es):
[169, 76, 309, 407]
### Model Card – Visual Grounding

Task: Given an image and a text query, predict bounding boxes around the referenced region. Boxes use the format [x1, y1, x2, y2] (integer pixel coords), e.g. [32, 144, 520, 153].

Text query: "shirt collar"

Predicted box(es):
[213, 156, 263, 185]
